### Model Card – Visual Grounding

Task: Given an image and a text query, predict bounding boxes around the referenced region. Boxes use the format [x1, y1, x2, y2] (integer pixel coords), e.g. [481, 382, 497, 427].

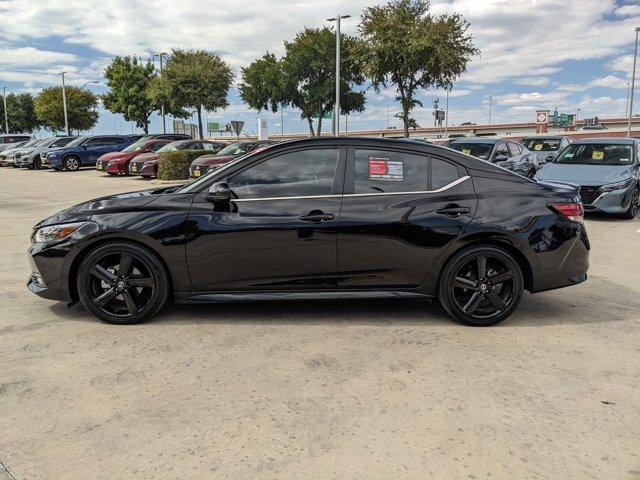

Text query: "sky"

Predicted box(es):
[0, 0, 639, 136]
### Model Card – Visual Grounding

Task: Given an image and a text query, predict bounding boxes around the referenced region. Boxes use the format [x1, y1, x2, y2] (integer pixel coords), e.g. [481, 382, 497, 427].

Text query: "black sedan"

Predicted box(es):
[27, 137, 589, 326]
[448, 138, 540, 178]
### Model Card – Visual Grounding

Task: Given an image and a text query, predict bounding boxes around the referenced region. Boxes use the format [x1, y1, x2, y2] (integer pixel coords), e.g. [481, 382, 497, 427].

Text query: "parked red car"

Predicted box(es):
[128, 140, 224, 178]
[188, 140, 276, 178]
[96, 139, 172, 175]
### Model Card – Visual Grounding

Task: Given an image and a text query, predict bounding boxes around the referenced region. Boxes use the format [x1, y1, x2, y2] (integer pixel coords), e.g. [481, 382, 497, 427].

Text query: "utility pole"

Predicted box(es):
[154, 52, 168, 134]
[327, 14, 350, 137]
[432, 99, 440, 128]
[626, 82, 631, 117]
[281, 105, 284, 139]
[488, 95, 493, 125]
[2, 87, 8, 134]
[386, 105, 390, 130]
[445, 86, 450, 139]
[628, 27, 640, 137]
[60, 72, 69, 135]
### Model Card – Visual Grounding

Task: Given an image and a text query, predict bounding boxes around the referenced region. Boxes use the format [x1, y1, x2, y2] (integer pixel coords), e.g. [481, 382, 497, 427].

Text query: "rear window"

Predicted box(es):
[556, 144, 634, 166]
[449, 143, 493, 160]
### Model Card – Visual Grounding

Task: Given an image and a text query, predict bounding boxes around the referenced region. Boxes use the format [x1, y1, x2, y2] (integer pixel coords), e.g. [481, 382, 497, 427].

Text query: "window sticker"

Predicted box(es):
[369, 157, 403, 181]
[620, 158, 631, 162]
[533, 144, 543, 151]
[462, 148, 471, 155]
[592, 150, 604, 160]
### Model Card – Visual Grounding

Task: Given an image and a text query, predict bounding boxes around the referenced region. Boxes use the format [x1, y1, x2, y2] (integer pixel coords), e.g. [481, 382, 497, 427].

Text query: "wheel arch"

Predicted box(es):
[67, 235, 175, 303]
[427, 234, 534, 294]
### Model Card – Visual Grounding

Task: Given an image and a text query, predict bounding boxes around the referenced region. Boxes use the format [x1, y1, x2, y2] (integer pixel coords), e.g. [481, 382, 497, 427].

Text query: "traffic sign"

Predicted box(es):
[230, 120, 245, 137]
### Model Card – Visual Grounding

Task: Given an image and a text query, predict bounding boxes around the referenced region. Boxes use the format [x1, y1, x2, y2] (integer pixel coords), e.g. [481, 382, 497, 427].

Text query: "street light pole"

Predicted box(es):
[445, 86, 450, 138]
[60, 72, 69, 136]
[627, 27, 640, 137]
[488, 95, 493, 125]
[2, 87, 8, 134]
[327, 15, 350, 137]
[154, 52, 168, 133]
[81, 80, 99, 90]
[626, 82, 631, 117]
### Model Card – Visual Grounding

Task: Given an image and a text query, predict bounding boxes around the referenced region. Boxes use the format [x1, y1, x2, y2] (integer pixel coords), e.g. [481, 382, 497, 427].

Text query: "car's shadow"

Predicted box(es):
[50, 276, 639, 328]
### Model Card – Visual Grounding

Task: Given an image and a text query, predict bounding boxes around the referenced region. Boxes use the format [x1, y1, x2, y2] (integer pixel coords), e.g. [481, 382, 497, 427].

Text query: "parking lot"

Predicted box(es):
[0, 167, 638, 479]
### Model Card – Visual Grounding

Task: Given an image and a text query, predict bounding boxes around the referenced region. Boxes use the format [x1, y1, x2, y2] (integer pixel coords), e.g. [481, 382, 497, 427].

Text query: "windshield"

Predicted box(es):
[522, 139, 561, 151]
[217, 142, 253, 156]
[449, 143, 494, 160]
[66, 136, 89, 147]
[22, 139, 42, 148]
[122, 141, 148, 152]
[157, 141, 187, 153]
[175, 154, 253, 194]
[555, 144, 634, 166]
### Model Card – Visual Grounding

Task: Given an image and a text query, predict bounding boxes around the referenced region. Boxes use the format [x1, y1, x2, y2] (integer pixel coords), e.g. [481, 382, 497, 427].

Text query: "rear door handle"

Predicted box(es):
[436, 205, 471, 217]
[299, 213, 335, 224]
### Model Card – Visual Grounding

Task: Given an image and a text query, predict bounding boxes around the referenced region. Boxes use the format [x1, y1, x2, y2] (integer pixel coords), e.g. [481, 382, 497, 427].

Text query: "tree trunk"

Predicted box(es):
[143, 120, 149, 134]
[402, 103, 410, 138]
[316, 115, 323, 137]
[306, 117, 315, 137]
[196, 105, 204, 140]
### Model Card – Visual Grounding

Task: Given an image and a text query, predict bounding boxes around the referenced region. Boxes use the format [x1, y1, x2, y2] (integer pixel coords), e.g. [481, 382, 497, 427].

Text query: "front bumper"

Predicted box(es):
[15, 154, 35, 167]
[43, 156, 64, 168]
[139, 162, 158, 177]
[580, 184, 637, 214]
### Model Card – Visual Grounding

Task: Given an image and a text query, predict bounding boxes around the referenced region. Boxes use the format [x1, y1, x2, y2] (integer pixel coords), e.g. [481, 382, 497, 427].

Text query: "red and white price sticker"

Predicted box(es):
[368, 157, 403, 181]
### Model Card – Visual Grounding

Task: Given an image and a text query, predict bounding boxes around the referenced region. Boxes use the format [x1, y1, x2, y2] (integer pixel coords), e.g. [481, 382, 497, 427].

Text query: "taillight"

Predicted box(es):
[549, 202, 584, 222]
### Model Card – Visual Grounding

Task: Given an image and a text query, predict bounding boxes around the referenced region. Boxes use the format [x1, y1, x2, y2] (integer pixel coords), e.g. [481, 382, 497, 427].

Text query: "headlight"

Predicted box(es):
[600, 178, 634, 192]
[33, 222, 86, 243]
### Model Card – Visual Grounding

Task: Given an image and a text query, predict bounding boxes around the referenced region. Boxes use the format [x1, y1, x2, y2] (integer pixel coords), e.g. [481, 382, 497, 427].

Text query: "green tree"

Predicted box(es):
[359, 0, 478, 137]
[34, 86, 99, 133]
[240, 27, 366, 137]
[0, 92, 41, 134]
[103, 56, 159, 134]
[149, 49, 233, 139]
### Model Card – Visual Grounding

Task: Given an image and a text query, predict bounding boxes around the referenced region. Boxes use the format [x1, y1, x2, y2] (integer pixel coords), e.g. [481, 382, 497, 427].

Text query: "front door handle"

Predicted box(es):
[436, 205, 471, 217]
[299, 211, 335, 223]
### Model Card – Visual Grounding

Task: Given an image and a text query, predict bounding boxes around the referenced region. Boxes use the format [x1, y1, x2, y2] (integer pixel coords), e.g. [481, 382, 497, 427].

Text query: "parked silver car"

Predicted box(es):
[0, 139, 42, 166]
[520, 136, 573, 164]
[14, 136, 78, 169]
[0, 134, 32, 152]
[535, 138, 639, 219]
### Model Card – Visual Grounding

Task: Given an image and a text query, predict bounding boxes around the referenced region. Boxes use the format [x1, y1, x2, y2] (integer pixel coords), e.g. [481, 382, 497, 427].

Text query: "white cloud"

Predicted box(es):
[615, 4, 640, 16]
[514, 77, 550, 86]
[607, 54, 634, 73]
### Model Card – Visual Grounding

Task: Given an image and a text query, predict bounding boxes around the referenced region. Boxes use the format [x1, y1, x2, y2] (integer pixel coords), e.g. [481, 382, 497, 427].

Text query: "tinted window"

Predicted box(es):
[203, 143, 217, 151]
[230, 149, 339, 199]
[431, 158, 461, 189]
[556, 144, 634, 166]
[449, 143, 493, 160]
[85, 138, 105, 146]
[103, 137, 125, 145]
[354, 149, 428, 193]
[50, 138, 75, 148]
[494, 142, 509, 159]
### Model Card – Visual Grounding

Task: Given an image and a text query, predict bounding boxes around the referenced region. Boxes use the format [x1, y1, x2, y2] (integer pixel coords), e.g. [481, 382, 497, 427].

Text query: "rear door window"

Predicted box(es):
[353, 149, 460, 194]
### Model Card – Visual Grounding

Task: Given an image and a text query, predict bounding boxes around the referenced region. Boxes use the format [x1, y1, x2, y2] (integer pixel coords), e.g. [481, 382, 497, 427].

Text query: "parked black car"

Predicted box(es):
[448, 138, 540, 178]
[27, 137, 589, 326]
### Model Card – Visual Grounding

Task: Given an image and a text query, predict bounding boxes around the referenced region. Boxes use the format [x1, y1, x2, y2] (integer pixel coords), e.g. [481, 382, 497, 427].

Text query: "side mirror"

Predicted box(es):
[494, 154, 508, 162]
[206, 182, 231, 203]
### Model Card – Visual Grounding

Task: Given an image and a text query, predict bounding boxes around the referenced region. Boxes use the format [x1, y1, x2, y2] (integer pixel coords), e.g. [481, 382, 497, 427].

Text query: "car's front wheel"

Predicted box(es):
[438, 245, 524, 326]
[621, 187, 639, 220]
[64, 156, 81, 171]
[77, 242, 170, 324]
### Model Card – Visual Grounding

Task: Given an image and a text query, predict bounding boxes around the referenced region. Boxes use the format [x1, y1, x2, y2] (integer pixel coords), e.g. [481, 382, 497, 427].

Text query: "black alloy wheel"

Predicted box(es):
[438, 246, 524, 326]
[65, 156, 80, 171]
[77, 242, 169, 324]
[622, 187, 639, 220]
[33, 156, 41, 170]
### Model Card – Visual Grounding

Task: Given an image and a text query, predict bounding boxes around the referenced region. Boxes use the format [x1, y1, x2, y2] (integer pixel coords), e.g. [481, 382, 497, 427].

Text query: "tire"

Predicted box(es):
[33, 157, 41, 170]
[124, 162, 131, 176]
[621, 187, 639, 220]
[64, 156, 81, 171]
[77, 242, 170, 324]
[438, 245, 524, 326]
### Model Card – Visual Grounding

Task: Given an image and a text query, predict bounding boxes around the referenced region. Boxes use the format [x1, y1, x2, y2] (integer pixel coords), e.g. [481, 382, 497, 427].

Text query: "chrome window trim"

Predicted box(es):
[232, 175, 470, 202]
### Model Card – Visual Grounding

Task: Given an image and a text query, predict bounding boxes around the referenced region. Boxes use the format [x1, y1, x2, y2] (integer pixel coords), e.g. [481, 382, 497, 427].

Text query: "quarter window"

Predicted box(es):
[229, 148, 339, 199]
[431, 158, 461, 189]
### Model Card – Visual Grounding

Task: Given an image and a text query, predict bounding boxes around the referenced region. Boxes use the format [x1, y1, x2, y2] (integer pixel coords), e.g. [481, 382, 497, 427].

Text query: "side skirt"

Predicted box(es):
[175, 290, 433, 304]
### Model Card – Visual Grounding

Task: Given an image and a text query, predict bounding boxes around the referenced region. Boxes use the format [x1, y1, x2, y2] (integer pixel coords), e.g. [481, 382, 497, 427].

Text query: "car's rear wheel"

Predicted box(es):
[64, 156, 80, 171]
[33, 156, 41, 170]
[621, 187, 639, 220]
[438, 245, 524, 326]
[124, 162, 131, 176]
[77, 242, 170, 324]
